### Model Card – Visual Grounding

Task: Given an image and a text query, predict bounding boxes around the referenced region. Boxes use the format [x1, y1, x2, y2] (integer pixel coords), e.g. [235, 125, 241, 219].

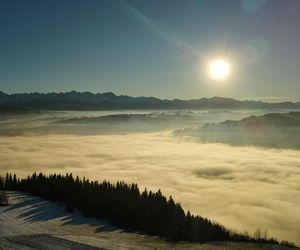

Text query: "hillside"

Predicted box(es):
[0, 192, 297, 250]
[175, 112, 300, 149]
[0, 91, 299, 110]
[209, 112, 300, 128]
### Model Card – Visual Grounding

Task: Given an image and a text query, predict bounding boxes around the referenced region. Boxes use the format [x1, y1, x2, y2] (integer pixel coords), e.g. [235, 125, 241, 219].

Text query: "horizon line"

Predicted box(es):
[0, 90, 297, 103]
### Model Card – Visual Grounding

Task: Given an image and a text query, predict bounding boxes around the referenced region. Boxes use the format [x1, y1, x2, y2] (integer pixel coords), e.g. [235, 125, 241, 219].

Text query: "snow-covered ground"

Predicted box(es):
[0, 192, 297, 250]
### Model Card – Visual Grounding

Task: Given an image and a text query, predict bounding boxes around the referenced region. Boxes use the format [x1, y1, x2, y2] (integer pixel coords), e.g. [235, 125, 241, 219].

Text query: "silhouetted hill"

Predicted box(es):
[175, 112, 300, 149]
[210, 112, 300, 128]
[0, 91, 299, 110]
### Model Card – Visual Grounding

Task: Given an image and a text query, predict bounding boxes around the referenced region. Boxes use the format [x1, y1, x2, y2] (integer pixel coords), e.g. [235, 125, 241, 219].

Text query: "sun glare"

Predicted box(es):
[208, 59, 231, 80]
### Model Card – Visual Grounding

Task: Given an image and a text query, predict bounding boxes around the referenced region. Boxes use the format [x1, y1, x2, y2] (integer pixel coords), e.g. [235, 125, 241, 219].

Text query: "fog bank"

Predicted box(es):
[1, 134, 299, 244]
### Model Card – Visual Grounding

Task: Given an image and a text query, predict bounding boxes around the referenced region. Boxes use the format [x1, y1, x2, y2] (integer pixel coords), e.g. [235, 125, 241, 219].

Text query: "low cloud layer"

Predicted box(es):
[0, 134, 300, 244]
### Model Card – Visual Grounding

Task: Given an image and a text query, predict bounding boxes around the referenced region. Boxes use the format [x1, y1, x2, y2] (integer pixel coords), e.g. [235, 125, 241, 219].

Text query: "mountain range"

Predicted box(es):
[0, 91, 299, 110]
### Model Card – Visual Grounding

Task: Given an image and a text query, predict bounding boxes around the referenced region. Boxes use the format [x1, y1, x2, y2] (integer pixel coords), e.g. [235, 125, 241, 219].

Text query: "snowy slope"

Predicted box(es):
[0, 192, 297, 250]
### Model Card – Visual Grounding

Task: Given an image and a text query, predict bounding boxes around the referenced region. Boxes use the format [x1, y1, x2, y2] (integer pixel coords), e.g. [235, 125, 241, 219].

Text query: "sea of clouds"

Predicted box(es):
[1, 133, 299, 244]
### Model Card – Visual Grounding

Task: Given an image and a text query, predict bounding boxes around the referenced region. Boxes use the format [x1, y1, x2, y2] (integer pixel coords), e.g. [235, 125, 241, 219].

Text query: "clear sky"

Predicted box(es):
[1, 0, 300, 101]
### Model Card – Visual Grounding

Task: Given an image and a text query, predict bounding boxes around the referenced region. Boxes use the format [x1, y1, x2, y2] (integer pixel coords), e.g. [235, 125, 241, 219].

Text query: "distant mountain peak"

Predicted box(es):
[0, 91, 299, 110]
[102, 92, 116, 97]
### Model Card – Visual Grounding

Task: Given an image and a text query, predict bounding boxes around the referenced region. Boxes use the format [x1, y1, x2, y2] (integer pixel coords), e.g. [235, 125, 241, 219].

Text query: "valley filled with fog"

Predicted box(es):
[0, 109, 290, 135]
[1, 109, 300, 244]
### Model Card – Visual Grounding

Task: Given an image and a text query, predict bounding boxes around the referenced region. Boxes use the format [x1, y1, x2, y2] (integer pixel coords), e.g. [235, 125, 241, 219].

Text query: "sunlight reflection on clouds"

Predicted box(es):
[0, 133, 299, 244]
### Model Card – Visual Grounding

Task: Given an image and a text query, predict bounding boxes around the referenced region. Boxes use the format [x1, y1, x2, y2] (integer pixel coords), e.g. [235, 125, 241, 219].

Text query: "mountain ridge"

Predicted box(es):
[0, 91, 299, 110]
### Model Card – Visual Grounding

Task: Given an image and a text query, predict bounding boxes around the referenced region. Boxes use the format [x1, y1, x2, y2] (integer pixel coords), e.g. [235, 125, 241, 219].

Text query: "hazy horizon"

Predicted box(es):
[1, 90, 299, 103]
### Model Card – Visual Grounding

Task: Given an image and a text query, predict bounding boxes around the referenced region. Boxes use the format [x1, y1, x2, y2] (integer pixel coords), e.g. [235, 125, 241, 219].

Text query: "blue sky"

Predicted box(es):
[1, 0, 300, 100]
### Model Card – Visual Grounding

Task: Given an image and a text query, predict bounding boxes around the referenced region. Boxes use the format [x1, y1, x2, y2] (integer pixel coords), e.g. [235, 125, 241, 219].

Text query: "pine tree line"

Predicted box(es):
[0, 173, 284, 244]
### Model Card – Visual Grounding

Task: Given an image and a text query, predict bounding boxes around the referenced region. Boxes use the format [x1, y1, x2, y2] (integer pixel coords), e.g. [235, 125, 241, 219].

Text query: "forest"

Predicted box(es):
[0, 173, 295, 246]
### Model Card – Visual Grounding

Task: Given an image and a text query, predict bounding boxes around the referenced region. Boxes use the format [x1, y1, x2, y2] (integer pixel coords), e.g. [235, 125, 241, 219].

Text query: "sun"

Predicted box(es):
[208, 59, 231, 80]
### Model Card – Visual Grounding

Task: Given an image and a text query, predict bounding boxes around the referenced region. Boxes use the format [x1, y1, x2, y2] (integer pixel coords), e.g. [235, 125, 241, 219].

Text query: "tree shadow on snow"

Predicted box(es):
[1, 192, 119, 233]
